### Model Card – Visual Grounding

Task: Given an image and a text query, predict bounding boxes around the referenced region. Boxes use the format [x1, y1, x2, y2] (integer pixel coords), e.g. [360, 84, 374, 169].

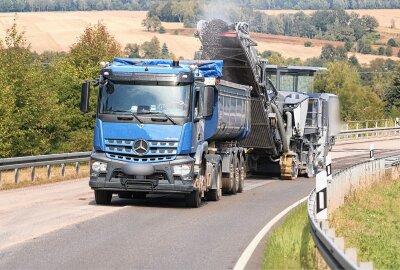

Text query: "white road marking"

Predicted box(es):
[233, 196, 308, 270]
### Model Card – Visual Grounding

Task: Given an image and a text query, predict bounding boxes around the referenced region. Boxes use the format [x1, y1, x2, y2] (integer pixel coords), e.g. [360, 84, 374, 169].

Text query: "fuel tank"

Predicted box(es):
[204, 80, 251, 142]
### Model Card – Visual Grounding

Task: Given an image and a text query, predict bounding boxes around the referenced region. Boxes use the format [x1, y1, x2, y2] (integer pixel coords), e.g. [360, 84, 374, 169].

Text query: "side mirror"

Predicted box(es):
[80, 82, 90, 113]
[203, 86, 214, 118]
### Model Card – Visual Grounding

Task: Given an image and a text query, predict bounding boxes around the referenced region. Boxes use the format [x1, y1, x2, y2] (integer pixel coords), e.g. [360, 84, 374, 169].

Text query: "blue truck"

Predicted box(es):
[80, 58, 251, 207]
[81, 20, 340, 207]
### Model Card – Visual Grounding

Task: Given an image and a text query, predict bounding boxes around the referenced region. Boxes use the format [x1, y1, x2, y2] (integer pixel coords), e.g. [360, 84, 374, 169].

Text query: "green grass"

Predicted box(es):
[263, 203, 318, 270]
[331, 179, 400, 269]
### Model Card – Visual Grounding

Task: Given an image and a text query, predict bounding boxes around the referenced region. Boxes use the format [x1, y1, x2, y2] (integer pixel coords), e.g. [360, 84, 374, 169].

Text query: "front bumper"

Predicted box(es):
[89, 152, 195, 194]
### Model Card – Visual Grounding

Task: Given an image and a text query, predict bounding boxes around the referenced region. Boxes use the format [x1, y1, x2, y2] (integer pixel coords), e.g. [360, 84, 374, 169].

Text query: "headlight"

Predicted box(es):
[173, 163, 193, 180]
[91, 161, 107, 173]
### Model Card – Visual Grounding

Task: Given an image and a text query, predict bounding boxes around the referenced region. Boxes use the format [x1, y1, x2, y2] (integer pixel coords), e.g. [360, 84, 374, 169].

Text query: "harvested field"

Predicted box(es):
[0, 10, 398, 64]
[0, 11, 199, 59]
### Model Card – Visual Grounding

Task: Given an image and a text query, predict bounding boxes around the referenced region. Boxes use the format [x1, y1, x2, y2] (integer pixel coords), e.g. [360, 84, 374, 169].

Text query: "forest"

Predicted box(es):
[0, 0, 399, 12]
[0, 21, 399, 157]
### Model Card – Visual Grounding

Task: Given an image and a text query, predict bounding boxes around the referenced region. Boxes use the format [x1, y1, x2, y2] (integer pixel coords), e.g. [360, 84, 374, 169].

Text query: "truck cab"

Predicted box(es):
[80, 59, 251, 207]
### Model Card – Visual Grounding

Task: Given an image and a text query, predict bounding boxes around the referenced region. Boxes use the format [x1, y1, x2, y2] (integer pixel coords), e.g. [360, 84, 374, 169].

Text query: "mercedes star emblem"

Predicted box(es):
[133, 139, 149, 155]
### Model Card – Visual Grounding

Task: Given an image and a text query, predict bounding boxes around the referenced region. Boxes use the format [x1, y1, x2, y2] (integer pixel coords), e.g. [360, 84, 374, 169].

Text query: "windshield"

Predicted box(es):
[269, 74, 314, 93]
[99, 82, 191, 117]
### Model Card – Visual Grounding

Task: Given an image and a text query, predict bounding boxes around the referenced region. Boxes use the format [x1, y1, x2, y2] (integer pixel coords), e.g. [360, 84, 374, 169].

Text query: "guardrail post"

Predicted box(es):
[47, 165, 52, 179]
[61, 163, 66, 177]
[14, 168, 20, 185]
[356, 123, 359, 130]
[31, 167, 36, 182]
[75, 162, 80, 175]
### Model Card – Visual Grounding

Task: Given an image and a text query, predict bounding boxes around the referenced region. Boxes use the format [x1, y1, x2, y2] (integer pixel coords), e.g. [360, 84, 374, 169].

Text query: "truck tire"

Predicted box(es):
[237, 158, 246, 193]
[94, 190, 112, 205]
[231, 157, 240, 195]
[222, 159, 235, 194]
[206, 166, 222, 201]
[186, 189, 201, 208]
[132, 192, 147, 199]
[118, 191, 133, 199]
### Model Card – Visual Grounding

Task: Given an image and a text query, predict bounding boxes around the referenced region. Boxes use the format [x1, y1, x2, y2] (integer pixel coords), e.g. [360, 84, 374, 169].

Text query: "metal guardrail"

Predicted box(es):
[336, 126, 400, 141]
[341, 118, 400, 131]
[308, 155, 400, 270]
[0, 152, 91, 186]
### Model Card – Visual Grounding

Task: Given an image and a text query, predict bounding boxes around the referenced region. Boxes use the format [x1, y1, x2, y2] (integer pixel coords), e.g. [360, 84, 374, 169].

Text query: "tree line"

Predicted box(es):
[241, 0, 400, 9]
[1, 0, 399, 13]
[0, 21, 399, 158]
[0, 0, 149, 12]
[147, 4, 380, 43]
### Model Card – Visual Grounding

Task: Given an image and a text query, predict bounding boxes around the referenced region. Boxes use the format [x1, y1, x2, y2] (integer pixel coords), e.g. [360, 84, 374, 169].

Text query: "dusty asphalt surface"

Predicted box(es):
[0, 138, 399, 270]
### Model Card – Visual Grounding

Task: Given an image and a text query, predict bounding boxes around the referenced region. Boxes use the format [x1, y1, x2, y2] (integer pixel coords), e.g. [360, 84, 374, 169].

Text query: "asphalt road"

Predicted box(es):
[0, 138, 399, 270]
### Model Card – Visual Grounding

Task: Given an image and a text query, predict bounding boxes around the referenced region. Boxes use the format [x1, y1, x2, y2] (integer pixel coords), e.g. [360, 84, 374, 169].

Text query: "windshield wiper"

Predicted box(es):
[139, 111, 177, 125]
[106, 110, 143, 124]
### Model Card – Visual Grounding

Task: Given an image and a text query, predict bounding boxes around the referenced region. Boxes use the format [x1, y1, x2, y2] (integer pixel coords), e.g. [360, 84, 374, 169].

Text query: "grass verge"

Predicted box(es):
[263, 203, 318, 270]
[331, 178, 400, 269]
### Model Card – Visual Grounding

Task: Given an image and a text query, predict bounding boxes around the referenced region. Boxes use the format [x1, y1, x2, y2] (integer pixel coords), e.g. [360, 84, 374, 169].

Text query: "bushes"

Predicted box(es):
[304, 41, 312, 47]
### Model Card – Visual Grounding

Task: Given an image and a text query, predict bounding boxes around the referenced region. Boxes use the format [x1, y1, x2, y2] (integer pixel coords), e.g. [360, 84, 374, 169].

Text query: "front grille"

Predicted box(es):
[115, 171, 167, 181]
[105, 139, 178, 163]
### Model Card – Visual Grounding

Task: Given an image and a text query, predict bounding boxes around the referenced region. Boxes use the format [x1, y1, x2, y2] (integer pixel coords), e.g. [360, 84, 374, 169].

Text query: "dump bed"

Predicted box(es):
[197, 20, 278, 155]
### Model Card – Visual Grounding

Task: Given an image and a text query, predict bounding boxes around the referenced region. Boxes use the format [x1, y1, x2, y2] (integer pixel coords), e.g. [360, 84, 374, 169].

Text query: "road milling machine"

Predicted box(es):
[196, 20, 340, 179]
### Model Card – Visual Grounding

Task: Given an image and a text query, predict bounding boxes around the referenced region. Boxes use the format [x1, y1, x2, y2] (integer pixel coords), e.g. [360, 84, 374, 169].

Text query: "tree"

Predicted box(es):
[348, 55, 360, 68]
[320, 45, 347, 61]
[0, 21, 62, 157]
[124, 43, 140, 58]
[141, 36, 161, 58]
[344, 41, 353, 52]
[314, 61, 384, 120]
[69, 22, 121, 78]
[385, 46, 393, 57]
[378, 47, 385, 55]
[357, 38, 372, 54]
[387, 38, 399, 47]
[383, 67, 400, 115]
[161, 43, 169, 59]
[158, 25, 166, 34]
[142, 14, 161, 32]
[361, 15, 379, 32]
[260, 50, 286, 65]
[304, 41, 312, 47]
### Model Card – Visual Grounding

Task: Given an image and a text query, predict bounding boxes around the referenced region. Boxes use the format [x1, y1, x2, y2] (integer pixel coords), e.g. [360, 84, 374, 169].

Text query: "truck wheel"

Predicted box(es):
[231, 157, 240, 195]
[222, 160, 235, 194]
[186, 189, 201, 208]
[94, 190, 112, 205]
[206, 166, 222, 201]
[118, 191, 133, 199]
[132, 192, 147, 199]
[237, 158, 246, 193]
